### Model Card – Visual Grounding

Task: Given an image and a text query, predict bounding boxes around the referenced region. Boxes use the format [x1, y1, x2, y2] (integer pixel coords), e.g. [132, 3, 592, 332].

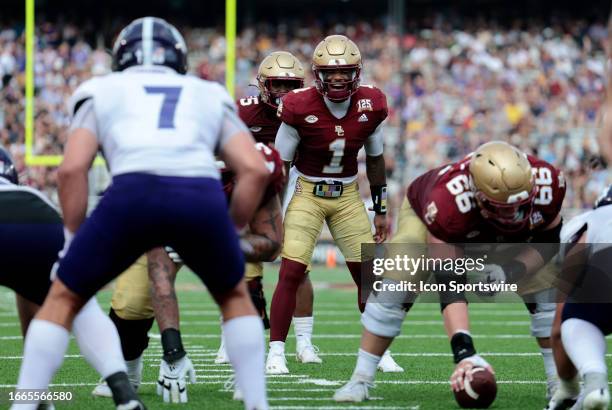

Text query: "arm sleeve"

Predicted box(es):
[274, 122, 300, 161]
[216, 103, 250, 153]
[364, 122, 384, 156]
[69, 99, 98, 139]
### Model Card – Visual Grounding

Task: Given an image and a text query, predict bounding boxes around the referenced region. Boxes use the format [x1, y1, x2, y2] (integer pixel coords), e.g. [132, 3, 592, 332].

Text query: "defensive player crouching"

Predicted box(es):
[546, 186, 612, 410]
[334, 141, 566, 402]
[267, 34, 402, 375]
[92, 142, 286, 403]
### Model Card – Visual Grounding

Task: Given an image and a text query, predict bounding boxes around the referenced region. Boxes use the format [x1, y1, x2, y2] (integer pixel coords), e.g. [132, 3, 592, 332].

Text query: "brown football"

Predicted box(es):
[453, 366, 497, 408]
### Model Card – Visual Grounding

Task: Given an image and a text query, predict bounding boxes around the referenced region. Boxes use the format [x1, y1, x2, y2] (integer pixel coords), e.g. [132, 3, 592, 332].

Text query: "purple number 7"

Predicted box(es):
[144, 86, 182, 129]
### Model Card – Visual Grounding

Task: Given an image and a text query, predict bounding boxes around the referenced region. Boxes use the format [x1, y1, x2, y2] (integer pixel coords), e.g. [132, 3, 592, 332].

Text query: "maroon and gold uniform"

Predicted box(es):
[237, 95, 280, 147]
[278, 86, 387, 178]
[404, 154, 566, 243]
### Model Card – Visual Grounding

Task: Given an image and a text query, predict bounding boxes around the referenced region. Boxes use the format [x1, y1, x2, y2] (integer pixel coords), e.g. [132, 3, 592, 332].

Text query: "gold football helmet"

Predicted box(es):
[256, 51, 305, 108]
[469, 141, 536, 231]
[312, 35, 361, 101]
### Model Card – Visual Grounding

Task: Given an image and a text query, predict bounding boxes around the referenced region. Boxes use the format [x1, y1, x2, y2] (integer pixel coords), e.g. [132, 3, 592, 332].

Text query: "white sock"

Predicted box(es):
[561, 318, 608, 376]
[269, 340, 285, 355]
[352, 348, 381, 382]
[224, 315, 268, 410]
[13, 320, 70, 409]
[540, 347, 558, 383]
[294, 316, 314, 349]
[72, 298, 127, 380]
[126, 356, 142, 385]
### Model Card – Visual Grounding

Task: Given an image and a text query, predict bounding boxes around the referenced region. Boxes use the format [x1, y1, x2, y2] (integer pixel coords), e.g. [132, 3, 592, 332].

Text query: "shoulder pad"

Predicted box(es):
[68, 78, 99, 117]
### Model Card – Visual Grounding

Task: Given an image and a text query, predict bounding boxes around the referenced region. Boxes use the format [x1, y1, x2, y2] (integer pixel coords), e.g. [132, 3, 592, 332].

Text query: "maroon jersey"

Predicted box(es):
[222, 143, 285, 207]
[278, 85, 388, 178]
[237, 95, 280, 146]
[407, 154, 566, 243]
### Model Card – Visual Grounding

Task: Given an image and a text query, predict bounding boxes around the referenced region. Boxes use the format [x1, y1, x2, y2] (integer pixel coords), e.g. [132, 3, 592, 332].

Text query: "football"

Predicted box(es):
[453, 366, 497, 408]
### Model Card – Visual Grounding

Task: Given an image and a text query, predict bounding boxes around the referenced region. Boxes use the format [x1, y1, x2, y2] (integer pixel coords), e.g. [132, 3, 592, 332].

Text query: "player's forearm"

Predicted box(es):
[147, 248, 180, 331]
[365, 154, 386, 186]
[230, 174, 267, 228]
[57, 169, 89, 232]
[240, 233, 281, 262]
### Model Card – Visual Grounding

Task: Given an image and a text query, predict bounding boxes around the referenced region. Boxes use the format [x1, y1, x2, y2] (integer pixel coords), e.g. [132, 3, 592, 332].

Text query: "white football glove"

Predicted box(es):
[50, 228, 74, 281]
[479, 264, 507, 285]
[157, 355, 196, 403]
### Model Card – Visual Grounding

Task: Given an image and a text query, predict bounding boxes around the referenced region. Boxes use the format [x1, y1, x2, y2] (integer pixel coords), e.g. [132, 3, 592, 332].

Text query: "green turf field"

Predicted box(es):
[0, 266, 611, 409]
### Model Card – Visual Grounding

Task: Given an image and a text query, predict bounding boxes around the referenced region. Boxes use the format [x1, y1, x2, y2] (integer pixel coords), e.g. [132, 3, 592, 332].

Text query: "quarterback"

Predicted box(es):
[12, 17, 270, 410]
[335, 141, 566, 402]
[267, 34, 402, 374]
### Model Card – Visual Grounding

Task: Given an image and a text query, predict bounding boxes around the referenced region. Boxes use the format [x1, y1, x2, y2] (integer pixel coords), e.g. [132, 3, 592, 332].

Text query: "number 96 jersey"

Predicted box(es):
[407, 154, 566, 243]
[278, 85, 387, 178]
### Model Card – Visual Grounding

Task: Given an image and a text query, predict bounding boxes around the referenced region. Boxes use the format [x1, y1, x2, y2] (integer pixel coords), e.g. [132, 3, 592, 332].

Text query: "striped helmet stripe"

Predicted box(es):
[141, 16, 154, 66]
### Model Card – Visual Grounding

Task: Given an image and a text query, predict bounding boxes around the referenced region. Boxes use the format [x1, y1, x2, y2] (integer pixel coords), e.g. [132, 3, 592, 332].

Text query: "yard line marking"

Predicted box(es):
[175, 320, 530, 327]
[270, 407, 414, 410]
[269, 397, 383, 401]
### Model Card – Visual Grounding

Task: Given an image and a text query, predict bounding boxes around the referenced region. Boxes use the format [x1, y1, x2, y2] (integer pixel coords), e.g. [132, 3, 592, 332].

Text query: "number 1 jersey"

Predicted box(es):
[68, 66, 233, 178]
[277, 85, 387, 178]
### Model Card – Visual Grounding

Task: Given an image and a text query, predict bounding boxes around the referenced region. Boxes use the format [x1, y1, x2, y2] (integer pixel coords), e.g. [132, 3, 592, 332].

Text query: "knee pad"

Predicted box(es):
[247, 277, 269, 329]
[109, 308, 154, 360]
[529, 302, 556, 338]
[361, 294, 407, 338]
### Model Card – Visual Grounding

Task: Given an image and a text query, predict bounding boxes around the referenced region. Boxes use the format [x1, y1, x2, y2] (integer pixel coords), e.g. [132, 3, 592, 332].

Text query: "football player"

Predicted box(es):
[13, 17, 270, 410]
[268, 34, 403, 374]
[0, 147, 146, 409]
[216, 51, 320, 365]
[550, 186, 612, 410]
[92, 142, 286, 403]
[334, 141, 566, 402]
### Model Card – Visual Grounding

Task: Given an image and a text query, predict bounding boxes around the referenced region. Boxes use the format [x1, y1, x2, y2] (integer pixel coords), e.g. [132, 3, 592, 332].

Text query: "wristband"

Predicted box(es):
[370, 184, 387, 215]
[451, 331, 476, 363]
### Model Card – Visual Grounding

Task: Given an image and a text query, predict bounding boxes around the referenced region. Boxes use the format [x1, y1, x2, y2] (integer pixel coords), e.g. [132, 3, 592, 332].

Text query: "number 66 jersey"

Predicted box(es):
[407, 154, 566, 243]
[68, 66, 234, 178]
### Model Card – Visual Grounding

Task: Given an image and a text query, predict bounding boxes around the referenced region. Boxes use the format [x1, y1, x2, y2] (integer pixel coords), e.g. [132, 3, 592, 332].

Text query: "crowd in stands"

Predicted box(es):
[1, 16, 610, 216]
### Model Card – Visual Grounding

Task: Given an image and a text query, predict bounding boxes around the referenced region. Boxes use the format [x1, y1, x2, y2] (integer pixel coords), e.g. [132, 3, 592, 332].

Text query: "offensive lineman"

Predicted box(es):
[267, 34, 403, 374]
[12, 17, 270, 410]
[334, 141, 566, 402]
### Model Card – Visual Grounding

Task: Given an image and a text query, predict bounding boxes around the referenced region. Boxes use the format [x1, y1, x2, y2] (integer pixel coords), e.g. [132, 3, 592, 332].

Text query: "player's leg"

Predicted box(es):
[217, 262, 268, 365]
[93, 256, 155, 398]
[524, 299, 559, 399]
[170, 178, 268, 410]
[268, 179, 325, 373]
[328, 182, 403, 372]
[15, 295, 39, 337]
[546, 302, 580, 410]
[14, 178, 161, 410]
[294, 272, 320, 364]
[561, 303, 610, 410]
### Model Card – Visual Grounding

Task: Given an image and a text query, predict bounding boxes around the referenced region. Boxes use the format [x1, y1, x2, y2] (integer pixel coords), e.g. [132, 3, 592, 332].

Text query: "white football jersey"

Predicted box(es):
[68, 66, 235, 178]
[560, 205, 612, 257]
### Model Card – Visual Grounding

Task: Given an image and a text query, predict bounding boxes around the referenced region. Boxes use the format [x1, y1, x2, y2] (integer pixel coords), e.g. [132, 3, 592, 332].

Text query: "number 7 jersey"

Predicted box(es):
[407, 154, 566, 242]
[68, 67, 233, 178]
[277, 85, 387, 178]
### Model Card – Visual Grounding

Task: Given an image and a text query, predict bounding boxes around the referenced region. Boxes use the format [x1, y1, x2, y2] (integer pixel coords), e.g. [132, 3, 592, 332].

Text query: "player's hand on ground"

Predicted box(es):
[450, 355, 494, 392]
[157, 355, 197, 403]
[372, 214, 387, 243]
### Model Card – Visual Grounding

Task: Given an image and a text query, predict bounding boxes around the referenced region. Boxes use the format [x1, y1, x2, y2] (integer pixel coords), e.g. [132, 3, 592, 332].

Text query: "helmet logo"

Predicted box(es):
[327, 58, 347, 65]
[305, 115, 318, 124]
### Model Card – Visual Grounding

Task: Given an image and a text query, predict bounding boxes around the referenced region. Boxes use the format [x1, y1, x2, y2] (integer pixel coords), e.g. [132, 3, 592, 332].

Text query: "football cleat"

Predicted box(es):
[93, 356, 143, 398]
[296, 342, 322, 364]
[266, 350, 289, 375]
[544, 379, 579, 410]
[333, 378, 374, 402]
[582, 388, 610, 410]
[215, 339, 230, 364]
[377, 350, 404, 373]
